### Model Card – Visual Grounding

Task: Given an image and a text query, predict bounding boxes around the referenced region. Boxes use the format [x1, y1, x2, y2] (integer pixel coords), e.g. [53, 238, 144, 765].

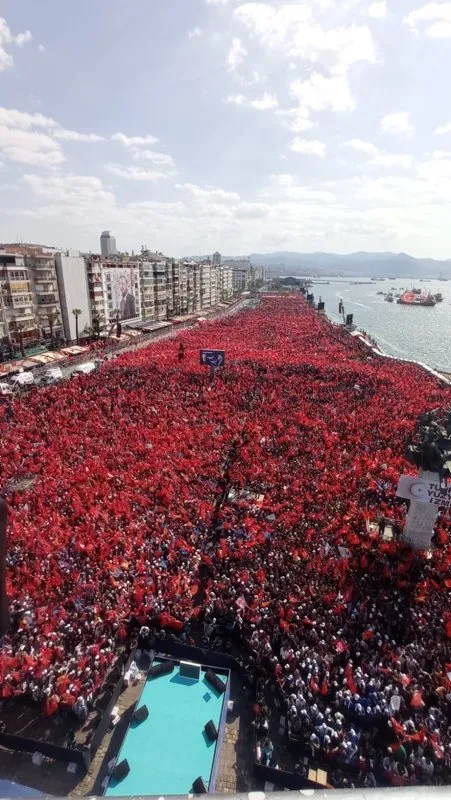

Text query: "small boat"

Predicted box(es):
[397, 290, 436, 306]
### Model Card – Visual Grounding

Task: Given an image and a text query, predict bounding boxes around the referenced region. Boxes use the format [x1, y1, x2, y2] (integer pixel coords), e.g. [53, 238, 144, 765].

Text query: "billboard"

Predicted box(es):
[396, 474, 451, 510]
[200, 349, 225, 367]
[107, 268, 140, 322]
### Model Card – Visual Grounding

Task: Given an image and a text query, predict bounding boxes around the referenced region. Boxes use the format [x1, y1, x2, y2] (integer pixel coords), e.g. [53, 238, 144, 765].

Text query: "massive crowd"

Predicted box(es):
[0, 296, 450, 786]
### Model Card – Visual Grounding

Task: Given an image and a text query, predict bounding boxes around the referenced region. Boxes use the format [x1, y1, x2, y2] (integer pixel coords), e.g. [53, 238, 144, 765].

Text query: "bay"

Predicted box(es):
[306, 278, 451, 374]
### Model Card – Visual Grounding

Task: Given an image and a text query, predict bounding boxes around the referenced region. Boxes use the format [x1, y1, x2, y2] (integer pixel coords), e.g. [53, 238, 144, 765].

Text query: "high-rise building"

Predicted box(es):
[100, 231, 117, 258]
[86, 256, 141, 328]
[212, 251, 222, 266]
[0, 252, 37, 351]
[218, 264, 233, 300]
[223, 258, 252, 292]
[55, 250, 91, 342]
[25, 250, 63, 343]
[0, 246, 66, 351]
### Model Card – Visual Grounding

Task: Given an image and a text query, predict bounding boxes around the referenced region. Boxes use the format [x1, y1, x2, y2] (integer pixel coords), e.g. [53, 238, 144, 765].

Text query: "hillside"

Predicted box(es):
[248, 251, 451, 278]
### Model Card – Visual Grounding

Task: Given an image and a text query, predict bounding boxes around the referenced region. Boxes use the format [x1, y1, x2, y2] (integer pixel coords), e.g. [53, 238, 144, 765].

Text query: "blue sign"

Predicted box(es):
[200, 349, 225, 368]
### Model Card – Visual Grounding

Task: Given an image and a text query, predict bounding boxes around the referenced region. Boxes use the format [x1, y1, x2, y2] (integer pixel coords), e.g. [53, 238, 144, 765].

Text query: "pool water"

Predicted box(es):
[106, 661, 227, 796]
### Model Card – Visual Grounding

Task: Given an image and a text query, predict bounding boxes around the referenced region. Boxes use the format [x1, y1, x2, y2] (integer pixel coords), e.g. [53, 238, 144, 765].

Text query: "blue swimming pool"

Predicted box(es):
[106, 661, 227, 796]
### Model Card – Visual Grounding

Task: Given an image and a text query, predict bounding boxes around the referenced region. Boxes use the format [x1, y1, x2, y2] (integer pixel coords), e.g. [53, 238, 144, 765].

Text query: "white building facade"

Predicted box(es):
[55, 250, 91, 342]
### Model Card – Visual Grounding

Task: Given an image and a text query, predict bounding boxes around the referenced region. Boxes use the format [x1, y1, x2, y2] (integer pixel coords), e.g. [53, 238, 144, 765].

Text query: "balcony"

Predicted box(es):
[35, 280, 57, 291]
[37, 295, 58, 306]
[10, 313, 35, 324]
[33, 261, 55, 270]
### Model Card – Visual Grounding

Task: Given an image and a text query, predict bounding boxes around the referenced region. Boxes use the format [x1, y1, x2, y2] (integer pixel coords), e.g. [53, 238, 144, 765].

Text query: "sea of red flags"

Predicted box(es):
[0, 295, 449, 760]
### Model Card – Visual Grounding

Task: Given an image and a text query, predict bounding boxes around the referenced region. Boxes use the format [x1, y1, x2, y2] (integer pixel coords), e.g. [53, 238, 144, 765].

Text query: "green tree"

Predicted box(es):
[91, 310, 104, 341]
[72, 309, 82, 345]
[46, 309, 60, 347]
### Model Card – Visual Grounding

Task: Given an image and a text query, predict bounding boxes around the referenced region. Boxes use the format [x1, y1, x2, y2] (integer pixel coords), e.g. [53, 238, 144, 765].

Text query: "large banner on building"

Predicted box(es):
[396, 474, 451, 510]
[109, 268, 139, 321]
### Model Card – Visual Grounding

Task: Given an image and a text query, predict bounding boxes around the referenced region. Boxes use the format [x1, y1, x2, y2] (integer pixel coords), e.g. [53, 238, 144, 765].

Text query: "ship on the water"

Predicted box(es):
[397, 289, 436, 306]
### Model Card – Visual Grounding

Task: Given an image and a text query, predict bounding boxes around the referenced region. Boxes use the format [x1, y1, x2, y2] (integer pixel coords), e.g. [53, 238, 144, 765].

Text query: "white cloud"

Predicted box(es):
[426, 20, 451, 35]
[344, 138, 380, 157]
[38, 44, 46, 53]
[226, 92, 278, 110]
[250, 92, 278, 110]
[133, 149, 176, 168]
[290, 137, 326, 157]
[106, 164, 171, 182]
[0, 126, 64, 166]
[234, 3, 378, 74]
[290, 73, 355, 111]
[22, 173, 116, 221]
[435, 121, 451, 134]
[0, 17, 33, 71]
[175, 182, 240, 202]
[226, 94, 246, 106]
[276, 107, 316, 133]
[227, 37, 247, 71]
[111, 130, 176, 176]
[404, 2, 451, 37]
[235, 202, 270, 218]
[112, 132, 159, 148]
[269, 173, 295, 188]
[368, 1, 387, 18]
[0, 107, 56, 130]
[343, 139, 413, 168]
[269, 174, 336, 202]
[0, 107, 104, 154]
[54, 129, 105, 143]
[15, 31, 32, 47]
[373, 153, 414, 168]
[380, 112, 414, 135]
[188, 26, 203, 38]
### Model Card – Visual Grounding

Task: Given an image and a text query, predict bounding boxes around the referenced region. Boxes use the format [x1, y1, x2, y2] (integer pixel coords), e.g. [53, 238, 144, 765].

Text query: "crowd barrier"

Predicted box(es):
[0, 731, 90, 770]
[0, 648, 137, 773]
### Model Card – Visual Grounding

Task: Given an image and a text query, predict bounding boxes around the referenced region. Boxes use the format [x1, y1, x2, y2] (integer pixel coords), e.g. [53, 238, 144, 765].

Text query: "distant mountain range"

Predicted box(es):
[247, 251, 451, 278]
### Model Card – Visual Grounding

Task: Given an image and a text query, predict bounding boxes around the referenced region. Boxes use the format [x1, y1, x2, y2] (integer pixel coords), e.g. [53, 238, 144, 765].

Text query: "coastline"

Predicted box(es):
[348, 325, 451, 387]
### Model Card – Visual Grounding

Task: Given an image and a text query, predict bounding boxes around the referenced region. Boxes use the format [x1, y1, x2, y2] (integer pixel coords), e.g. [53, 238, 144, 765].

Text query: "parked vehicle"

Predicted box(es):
[72, 362, 97, 376]
[0, 383, 13, 396]
[10, 372, 35, 388]
[45, 366, 64, 381]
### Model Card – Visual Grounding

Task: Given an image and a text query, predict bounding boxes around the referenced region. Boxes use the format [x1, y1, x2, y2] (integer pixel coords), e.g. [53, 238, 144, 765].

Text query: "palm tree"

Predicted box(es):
[72, 309, 82, 345]
[91, 310, 104, 341]
[46, 309, 60, 348]
[15, 322, 25, 358]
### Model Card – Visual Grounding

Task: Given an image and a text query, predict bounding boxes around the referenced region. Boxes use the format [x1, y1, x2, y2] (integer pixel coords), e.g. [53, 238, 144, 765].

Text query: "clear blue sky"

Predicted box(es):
[1, 0, 451, 257]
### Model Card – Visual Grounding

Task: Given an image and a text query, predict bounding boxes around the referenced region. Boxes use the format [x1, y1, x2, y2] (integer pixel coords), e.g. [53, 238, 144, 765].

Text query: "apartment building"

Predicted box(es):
[218, 264, 233, 301]
[185, 261, 201, 313]
[178, 261, 189, 316]
[25, 250, 63, 342]
[153, 259, 168, 321]
[139, 261, 156, 323]
[86, 256, 142, 329]
[0, 252, 38, 351]
[223, 258, 251, 292]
